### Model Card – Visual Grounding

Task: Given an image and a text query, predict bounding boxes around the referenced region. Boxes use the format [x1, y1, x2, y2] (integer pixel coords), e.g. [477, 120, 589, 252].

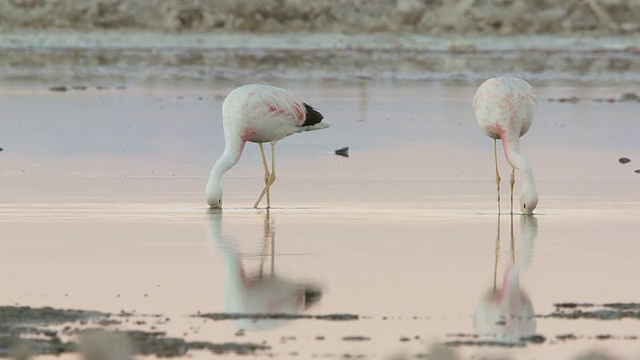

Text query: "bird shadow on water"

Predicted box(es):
[205, 208, 323, 332]
[448, 214, 539, 347]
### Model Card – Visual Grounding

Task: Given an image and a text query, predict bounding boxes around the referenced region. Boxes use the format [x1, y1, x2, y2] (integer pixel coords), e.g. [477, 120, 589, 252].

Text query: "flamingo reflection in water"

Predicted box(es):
[473, 214, 538, 344]
[207, 209, 322, 331]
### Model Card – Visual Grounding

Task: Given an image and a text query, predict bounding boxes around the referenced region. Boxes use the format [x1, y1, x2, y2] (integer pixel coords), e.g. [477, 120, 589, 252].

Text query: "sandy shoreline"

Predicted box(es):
[2, 30, 640, 82]
[3, 31, 640, 52]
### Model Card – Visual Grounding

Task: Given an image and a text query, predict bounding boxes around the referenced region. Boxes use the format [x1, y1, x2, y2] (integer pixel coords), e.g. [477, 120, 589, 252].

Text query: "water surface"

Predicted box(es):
[1, 80, 639, 359]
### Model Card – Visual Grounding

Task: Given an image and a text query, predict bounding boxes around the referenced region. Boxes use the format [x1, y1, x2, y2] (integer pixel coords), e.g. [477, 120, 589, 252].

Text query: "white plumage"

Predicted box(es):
[206, 84, 328, 209]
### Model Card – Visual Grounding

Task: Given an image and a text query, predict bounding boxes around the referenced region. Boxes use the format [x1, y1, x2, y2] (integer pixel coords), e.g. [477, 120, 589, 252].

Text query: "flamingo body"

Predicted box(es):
[473, 77, 538, 214]
[206, 84, 327, 208]
[473, 78, 535, 140]
[223, 85, 323, 143]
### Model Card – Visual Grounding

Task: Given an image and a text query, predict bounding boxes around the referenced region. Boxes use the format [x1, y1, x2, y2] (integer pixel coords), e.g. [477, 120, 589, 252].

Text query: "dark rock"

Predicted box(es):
[522, 335, 546, 344]
[556, 333, 577, 341]
[335, 146, 350, 158]
[342, 336, 370, 341]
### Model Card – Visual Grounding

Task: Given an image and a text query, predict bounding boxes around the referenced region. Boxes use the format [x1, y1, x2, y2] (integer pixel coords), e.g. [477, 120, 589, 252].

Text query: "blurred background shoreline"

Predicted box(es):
[2, 0, 639, 35]
[2, 0, 640, 83]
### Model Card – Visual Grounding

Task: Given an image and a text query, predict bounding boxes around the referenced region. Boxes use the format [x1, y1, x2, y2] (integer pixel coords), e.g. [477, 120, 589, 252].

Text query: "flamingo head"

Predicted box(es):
[206, 183, 223, 209]
[520, 190, 538, 215]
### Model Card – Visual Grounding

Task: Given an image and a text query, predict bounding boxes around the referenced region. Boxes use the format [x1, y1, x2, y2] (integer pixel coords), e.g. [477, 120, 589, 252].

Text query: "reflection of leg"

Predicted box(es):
[258, 211, 268, 277]
[493, 213, 501, 291]
[494, 139, 501, 214]
[510, 167, 515, 215]
[259, 210, 277, 276]
[270, 216, 275, 277]
[254, 144, 271, 208]
[510, 213, 515, 263]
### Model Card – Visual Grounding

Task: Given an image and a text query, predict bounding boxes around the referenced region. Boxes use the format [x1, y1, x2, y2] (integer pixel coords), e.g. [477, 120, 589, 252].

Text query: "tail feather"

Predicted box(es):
[302, 103, 324, 126]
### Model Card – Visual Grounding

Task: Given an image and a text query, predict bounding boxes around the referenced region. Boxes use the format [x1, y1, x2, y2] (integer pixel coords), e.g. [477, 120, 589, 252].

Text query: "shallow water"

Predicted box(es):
[1, 80, 639, 359]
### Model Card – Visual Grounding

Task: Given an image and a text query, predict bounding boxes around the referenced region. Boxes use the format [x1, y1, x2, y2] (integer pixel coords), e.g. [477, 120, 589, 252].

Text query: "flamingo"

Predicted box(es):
[205, 84, 328, 209]
[473, 77, 538, 215]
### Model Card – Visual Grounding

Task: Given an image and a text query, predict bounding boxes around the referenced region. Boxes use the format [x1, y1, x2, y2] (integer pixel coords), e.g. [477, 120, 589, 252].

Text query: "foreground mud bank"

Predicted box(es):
[1, 304, 638, 358]
[1, 0, 639, 35]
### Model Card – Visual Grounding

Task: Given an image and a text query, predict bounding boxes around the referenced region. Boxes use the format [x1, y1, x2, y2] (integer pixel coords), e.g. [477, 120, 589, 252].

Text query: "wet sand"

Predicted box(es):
[1, 80, 640, 359]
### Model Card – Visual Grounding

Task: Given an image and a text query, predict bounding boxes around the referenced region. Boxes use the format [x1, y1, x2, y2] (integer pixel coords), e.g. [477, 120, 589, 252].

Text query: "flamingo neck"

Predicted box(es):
[208, 151, 238, 185]
[501, 138, 538, 206]
[205, 138, 245, 201]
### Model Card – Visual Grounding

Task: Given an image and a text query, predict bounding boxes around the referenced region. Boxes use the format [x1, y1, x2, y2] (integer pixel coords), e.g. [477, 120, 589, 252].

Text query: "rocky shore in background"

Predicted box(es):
[1, 0, 640, 83]
[1, 0, 639, 35]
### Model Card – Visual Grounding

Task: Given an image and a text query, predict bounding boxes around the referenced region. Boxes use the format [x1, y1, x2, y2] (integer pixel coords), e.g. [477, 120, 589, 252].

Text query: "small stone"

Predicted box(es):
[342, 336, 370, 342]
[556, 333, 577, 341]
[334, 146, 349, 158]
[618, 157, 631, 164]
[558, 96, 580, 103]
[522, 334, 546, 344]
[634, 169, 640, 174]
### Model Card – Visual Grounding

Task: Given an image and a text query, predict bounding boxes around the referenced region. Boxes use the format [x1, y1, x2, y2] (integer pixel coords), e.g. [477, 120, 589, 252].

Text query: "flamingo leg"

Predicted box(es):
[254, 143, 277, 209]
[494, 139, 501, 214]
[254, 143, 271, 208]
[493, 213, 501, 291]
[268, 142, 277, 209]
[510, 167, 515, 215]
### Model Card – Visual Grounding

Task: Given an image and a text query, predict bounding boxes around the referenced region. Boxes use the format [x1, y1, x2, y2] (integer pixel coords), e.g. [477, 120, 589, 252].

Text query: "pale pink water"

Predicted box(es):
[1, 80, 639, 359]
